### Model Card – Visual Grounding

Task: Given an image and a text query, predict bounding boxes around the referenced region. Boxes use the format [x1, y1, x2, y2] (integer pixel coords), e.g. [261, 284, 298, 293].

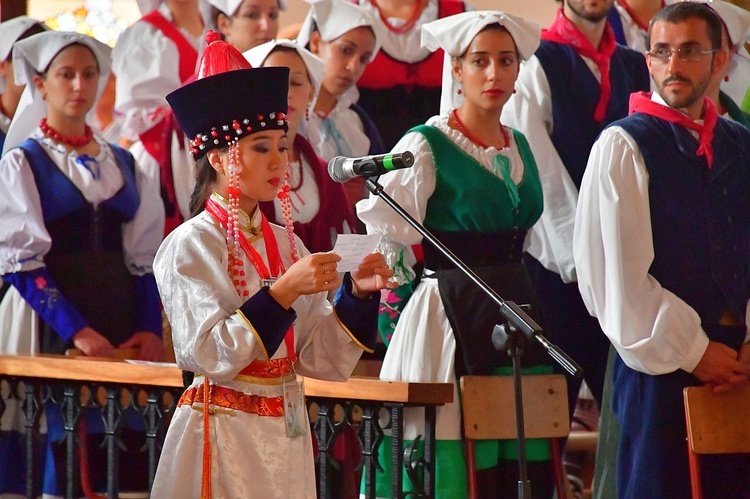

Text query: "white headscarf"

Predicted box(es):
[421, 11, 541, 113]
[0, 16, 46, 94]
[206, 0, 287, 16]
[3, 31, 112, 156]
[296, 0, 386, 56]
[243, 39, 325, 108]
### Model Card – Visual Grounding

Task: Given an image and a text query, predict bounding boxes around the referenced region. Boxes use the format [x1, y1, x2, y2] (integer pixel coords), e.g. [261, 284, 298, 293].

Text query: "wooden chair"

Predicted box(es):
[460, 374, 570, 499]
[683, 385, 750, 499]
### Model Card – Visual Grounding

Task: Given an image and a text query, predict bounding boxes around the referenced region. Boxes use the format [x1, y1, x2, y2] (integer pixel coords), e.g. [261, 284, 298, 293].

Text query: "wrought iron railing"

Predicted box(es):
[0, 355, 452, 499]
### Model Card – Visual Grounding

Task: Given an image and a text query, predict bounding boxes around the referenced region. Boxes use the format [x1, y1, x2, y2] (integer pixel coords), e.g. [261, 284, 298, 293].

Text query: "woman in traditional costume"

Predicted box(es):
[151, 32, 393, 498]
[296, 0, 388, 216]
[0, 30, 165, 495]
[245, 39, 356, 253]
[357, 11, 554, 497]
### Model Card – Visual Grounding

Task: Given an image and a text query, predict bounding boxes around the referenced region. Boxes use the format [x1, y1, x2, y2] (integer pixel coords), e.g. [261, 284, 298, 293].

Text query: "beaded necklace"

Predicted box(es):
[450, 109, 509, 150]
[39, 118, 93, 147]
[371, 0, 425, 35]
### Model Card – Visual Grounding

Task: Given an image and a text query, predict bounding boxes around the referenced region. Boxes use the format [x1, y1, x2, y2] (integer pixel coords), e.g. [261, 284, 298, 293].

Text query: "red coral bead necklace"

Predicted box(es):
[451, 109, 509, 150]
[39, 118, 94, 147]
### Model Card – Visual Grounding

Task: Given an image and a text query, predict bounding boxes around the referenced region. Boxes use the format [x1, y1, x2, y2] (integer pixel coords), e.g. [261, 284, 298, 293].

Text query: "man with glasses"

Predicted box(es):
[574, 2, 750, 497]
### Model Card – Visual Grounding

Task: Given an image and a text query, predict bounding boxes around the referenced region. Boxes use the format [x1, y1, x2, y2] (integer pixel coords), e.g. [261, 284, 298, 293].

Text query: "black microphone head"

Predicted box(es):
[327, 156, 349, 183]
[400, 151, 414, 168]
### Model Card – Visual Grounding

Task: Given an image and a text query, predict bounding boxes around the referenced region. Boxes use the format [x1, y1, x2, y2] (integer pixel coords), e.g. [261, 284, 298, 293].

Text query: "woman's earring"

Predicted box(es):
[305, 107, 310, 121]
[456, 86, 462, 95]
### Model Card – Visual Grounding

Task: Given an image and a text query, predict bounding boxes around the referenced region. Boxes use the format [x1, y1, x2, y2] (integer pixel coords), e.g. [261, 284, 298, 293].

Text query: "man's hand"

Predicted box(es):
[692, 341, 750, 393]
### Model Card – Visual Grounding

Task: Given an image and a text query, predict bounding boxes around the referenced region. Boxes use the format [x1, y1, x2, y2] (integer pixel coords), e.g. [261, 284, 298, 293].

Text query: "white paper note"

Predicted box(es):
[332, 234, 382, 272]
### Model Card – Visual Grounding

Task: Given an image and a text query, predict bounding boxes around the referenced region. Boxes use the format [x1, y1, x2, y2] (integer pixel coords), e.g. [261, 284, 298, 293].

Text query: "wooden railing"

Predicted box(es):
[0, 355, 452, 498]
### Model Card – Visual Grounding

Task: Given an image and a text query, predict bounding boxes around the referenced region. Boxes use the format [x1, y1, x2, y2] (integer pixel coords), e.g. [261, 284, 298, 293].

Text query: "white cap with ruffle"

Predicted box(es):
[421, 11, 541, 113]
[0, 16, 46, 93]
[243, 39, 325, 102]
[296, 0, 386, 56]
[3, 31, 111, 156]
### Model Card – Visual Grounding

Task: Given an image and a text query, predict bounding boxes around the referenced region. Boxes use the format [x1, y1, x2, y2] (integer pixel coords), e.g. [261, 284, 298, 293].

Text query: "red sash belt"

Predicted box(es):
[178, 384, 285, 417]
[239, 357, 293, 378]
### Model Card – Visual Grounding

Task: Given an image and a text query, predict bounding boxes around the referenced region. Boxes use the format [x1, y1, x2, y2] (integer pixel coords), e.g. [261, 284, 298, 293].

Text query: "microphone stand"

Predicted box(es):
[365, 177, 582, 499]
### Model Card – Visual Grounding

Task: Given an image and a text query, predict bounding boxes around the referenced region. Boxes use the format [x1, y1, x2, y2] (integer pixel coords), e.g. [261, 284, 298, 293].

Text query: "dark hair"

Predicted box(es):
[648, 2, 723, 50]
[210, 6, 228, 35]
[454, 24, 519, 63]
[5, 23, 46, 62]
[189, 154, 218, 218]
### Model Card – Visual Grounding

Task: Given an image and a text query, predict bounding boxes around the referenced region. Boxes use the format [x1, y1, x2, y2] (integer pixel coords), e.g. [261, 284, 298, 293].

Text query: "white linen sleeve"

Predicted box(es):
[121, 145, 166, 275]
[112, 21, 182, 140]
[356, 131, 436, 247]
[0, 149, 51, 274]
[573, 127, 709, 375]
[153, 224, 272, 382]
[502, 56, 580, 283]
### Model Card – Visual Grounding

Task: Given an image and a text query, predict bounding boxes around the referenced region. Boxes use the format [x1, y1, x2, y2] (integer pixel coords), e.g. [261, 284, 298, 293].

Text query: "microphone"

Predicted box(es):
[328, 152, 414, 183]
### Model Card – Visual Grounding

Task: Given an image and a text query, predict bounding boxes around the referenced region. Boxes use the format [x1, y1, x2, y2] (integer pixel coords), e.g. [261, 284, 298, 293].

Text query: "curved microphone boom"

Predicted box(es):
[328, 151, 414, 183]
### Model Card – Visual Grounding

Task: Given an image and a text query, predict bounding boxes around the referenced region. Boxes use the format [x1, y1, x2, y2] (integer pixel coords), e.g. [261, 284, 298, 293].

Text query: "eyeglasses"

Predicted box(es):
[646, 47, 719, 63]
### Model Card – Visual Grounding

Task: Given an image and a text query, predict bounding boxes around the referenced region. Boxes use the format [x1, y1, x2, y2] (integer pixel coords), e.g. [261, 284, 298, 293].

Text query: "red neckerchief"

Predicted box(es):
[205, 196, 296, 362]
[542, 9, 617, 122]
[628, 91, 718, 168]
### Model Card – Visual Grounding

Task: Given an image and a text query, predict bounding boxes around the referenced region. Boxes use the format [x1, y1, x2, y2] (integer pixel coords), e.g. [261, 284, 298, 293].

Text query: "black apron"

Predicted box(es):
[425, 230, 548, 379]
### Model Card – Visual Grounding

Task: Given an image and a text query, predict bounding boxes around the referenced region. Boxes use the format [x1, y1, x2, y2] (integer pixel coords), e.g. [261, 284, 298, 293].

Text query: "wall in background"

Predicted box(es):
[26, 0, 558, 38]
[278, 0, 558, 32]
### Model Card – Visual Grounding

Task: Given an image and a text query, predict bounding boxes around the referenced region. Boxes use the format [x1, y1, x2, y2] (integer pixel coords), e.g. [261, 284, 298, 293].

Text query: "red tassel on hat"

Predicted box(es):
[198, 30, 252, 79]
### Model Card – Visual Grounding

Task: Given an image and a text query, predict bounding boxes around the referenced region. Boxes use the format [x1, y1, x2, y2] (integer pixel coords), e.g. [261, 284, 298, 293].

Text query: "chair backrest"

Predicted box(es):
[683, 385, 750, 455]
[460, 374, 570, 440]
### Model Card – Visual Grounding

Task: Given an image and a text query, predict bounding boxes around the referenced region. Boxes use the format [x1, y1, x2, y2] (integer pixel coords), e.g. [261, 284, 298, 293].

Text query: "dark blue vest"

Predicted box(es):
[616, 114, 750, 324]
[535, 41, 649, 188]
[607, 8, 628, 46]
[19, 139, 140, 255]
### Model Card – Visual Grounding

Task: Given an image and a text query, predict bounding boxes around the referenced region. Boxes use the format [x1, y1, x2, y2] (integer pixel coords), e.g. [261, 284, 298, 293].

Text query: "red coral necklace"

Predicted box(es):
[451, 109, 509, 150]
[39, 118, 93, 147]
[370, 0, 425, 35]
